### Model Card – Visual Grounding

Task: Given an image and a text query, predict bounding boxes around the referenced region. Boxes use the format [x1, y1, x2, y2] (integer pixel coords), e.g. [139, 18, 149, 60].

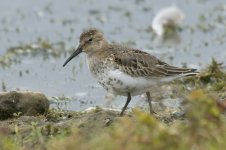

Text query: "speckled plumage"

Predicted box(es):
[63, 29, 198, 116]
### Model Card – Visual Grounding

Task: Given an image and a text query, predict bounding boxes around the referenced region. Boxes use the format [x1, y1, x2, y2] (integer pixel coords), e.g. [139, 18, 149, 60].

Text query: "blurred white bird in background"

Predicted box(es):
[152, 6, 185, 36]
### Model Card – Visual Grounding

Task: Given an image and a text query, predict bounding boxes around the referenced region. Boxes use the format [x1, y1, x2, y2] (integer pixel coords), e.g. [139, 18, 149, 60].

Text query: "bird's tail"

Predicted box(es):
[159, 67, 199, 83]
[182, 68, 199, 77]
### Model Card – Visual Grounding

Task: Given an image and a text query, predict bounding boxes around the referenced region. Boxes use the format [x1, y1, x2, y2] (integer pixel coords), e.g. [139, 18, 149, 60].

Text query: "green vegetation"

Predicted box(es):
[198, 59, 226, 92]
[48, 90, 226, 150]
[175, 59, 226, 97]
[0, 39, 66, 68]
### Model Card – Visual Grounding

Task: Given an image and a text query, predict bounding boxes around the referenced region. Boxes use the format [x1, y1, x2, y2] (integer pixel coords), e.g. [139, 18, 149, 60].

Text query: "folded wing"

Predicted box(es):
[111, 46, 198, 78]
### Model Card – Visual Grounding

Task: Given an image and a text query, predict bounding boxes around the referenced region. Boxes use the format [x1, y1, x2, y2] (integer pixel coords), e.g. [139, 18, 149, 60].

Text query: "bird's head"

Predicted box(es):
[63, 29, 107, 67]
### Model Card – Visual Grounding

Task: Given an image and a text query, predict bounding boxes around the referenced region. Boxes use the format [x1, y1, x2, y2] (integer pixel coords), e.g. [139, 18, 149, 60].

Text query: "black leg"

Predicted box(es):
[146, 92, 155, 114]
[120, 93, 131, 116]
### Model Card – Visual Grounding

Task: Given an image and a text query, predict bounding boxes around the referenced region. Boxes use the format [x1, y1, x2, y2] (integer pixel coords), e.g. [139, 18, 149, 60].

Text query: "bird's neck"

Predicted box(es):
[86, 47, 110, 76]
[86, 42, 109, 58]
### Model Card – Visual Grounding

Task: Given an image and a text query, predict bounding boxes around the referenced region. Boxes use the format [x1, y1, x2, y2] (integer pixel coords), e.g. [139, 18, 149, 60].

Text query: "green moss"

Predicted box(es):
[47, 91, 226, 150]
[198, 59, 226, 93]
[0, 40, 66, 68]
[0, 135, 19, 150]
[175, 59, 226, 97]
[1, 89, 226, 150]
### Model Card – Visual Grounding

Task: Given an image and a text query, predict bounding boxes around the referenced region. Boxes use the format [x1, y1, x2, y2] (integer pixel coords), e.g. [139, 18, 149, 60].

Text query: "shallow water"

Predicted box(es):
[0, 0, 226, 111]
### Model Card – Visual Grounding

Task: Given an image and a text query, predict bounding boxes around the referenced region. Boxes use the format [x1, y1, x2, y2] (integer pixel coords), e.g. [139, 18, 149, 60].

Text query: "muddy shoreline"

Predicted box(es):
[0, 60, 225, 149]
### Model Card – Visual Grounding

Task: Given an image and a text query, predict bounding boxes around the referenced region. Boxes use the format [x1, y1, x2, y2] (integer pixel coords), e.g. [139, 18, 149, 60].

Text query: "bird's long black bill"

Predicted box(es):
[63, 47, 82, 67]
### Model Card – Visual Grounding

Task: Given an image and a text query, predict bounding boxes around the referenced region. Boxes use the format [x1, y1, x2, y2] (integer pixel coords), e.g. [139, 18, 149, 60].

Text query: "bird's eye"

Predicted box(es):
[88, 38, 93, 42]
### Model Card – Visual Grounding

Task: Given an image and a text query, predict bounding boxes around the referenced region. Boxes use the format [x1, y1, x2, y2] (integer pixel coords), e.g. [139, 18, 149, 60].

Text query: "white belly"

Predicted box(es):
[95, 69, 156, 96]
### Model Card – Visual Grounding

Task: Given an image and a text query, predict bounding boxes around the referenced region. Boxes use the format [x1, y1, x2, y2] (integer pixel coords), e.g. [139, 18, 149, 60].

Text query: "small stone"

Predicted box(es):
[103, 118, 112, 126]
[0, 91, 49, 120]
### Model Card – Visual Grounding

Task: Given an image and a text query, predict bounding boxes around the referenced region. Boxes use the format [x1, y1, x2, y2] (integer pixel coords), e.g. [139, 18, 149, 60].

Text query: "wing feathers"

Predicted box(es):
[109, 45, 198, 78]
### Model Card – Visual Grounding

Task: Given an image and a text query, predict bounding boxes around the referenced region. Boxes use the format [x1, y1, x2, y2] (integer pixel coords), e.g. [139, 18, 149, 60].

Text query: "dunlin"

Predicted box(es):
[63, 29, 198, 116]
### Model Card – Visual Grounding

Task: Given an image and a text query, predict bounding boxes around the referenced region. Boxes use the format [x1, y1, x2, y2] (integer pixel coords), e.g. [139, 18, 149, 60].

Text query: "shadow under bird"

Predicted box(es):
[63, 29, 198, 116]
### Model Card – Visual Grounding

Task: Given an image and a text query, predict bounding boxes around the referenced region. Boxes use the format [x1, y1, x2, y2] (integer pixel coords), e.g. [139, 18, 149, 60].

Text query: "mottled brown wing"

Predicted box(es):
[110, 45, 196, 78]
